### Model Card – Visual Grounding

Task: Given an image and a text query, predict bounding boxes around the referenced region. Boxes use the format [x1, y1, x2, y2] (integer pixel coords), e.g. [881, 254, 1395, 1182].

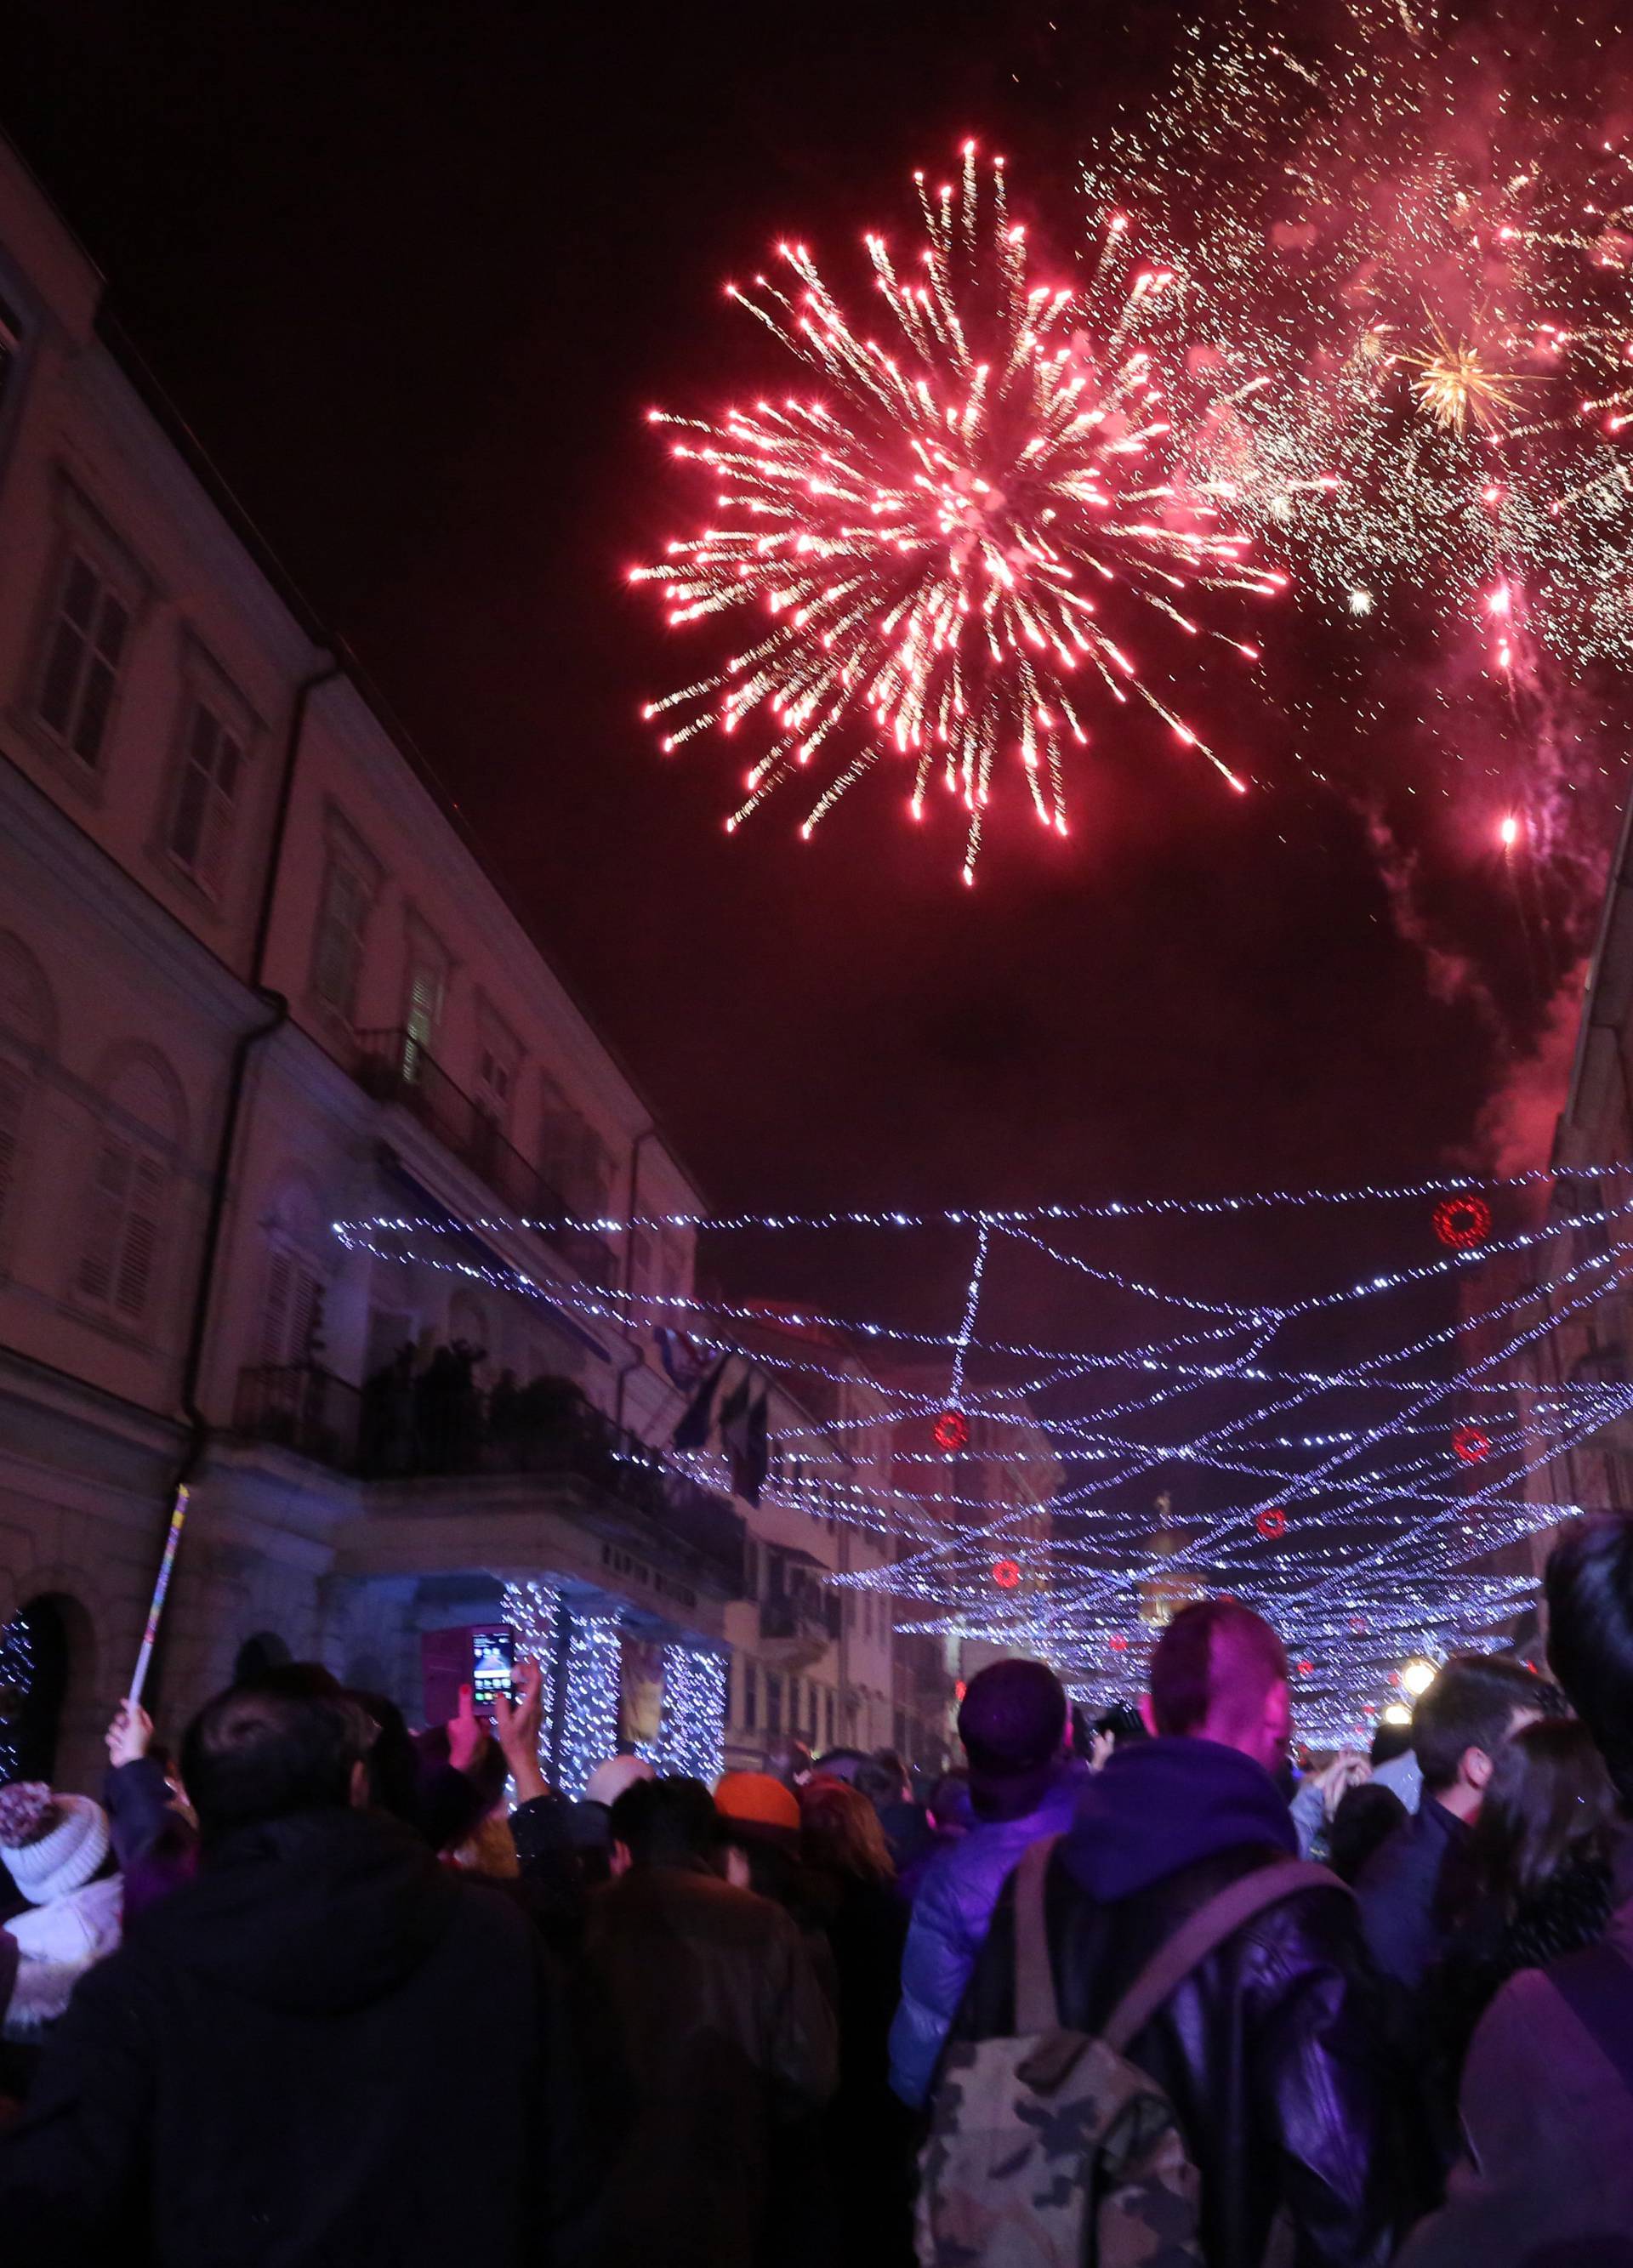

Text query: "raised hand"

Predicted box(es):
[105, 1698, 153, 1770]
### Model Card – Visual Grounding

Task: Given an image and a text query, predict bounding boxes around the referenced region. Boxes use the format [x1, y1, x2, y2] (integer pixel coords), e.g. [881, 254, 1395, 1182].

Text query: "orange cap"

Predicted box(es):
[714, 1771, 800, 1833]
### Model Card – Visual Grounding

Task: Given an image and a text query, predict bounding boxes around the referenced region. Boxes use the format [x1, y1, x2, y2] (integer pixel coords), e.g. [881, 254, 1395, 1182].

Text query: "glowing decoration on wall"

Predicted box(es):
[499, 1580, 561, 1776]
[0, 1611, 36, 1784]
[1256, 1507, 1288, 1539]
[655, 1646, 727, 1784]
[934, 1408, 970, 1452]
[634, 147, 1278, 881]
[558, 1614, 622, 1799]
[1434, 1195, 1493, 1250]
[1452, 1424, 1491, 1464]
[990, 1558, 1022, 1589]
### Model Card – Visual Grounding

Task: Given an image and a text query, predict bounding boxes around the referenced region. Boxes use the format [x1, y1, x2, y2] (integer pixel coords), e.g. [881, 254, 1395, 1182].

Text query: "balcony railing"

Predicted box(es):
[352, 1028, 616, 1287]
[233, 1360, 743, 1594]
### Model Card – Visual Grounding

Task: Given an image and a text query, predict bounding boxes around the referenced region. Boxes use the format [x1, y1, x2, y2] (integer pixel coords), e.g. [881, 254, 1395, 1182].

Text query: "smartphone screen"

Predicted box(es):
[470, 1626, 515, 1716]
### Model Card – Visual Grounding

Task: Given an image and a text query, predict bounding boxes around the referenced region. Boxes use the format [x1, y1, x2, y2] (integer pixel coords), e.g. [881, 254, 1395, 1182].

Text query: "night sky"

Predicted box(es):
[1, 0, 1623, 1339]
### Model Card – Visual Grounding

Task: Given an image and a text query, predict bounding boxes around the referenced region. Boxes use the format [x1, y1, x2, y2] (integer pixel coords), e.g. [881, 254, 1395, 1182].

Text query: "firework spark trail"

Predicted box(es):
[634, 151, 1280, 880]
[1086, 0, 1633, 676]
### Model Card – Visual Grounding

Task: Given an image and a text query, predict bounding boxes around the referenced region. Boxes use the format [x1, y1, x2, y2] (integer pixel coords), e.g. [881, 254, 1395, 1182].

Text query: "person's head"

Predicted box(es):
[811, 1748, 865, 1785]
[180, 1683, 375, 1843]
[608, 1775, 718, 1873]
[800, 1776, 895, 1885]
[1326, 1782, 1408, 1886]
[0, 1782, 112, 1905]
[1409, 1654, 1545, 1822]
[235, 1659, 344, 1702]
[764, 1737, 815, 1790]
[1546, 1515, 1633, 1808]
[714, 1771, 801, 1854]
[957, 1658, 1069, 1821]
[585, 1753, 656, 1808]
[1368, 1719, 1414, 1769]
[1471, 1716, 1619, 1913]
[348, 1690, 425, 1829]
[1147, 1600, 1291, 1774]
[855, 1750, 910, 1812]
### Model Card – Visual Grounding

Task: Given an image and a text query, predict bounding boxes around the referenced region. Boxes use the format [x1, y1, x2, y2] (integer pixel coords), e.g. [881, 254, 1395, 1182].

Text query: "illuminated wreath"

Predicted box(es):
[1108, 1633, 1129, 1652]
[1256, 1507, 1288, 1539]
[990, 1558, 1021, 1589]
[1453, 1424, 1490, 1464]
[1433, 1194, 1493, 1250]
[934, 1408, 970, 1452]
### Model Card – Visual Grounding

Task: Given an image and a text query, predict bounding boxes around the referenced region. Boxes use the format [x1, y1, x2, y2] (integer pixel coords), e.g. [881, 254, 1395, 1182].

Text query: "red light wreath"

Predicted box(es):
[1256, 1507, 1287, 1539]
[990, 1558, 1021, 1589]
[1453, 1424, 1490, 1464]
[1432, 1194, 1493, 1251]
[934, 1408, 970, 1452]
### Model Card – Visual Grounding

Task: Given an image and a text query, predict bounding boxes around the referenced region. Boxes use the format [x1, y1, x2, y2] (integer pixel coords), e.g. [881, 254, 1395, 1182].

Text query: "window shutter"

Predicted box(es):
[0, 1057, 24, 1235]
[292, 1265, 323, 1361]
[261, 1248, 293, 1365]
[114, 1155, 164, 1318]
[77, 1141, 132, 1304]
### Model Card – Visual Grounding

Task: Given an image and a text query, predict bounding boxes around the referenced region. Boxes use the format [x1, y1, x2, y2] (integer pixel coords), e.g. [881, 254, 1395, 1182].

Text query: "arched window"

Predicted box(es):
[0, 932, 55, 1259]
[0, 1594, 93, 1785]
[74, 1048, 185, 1326]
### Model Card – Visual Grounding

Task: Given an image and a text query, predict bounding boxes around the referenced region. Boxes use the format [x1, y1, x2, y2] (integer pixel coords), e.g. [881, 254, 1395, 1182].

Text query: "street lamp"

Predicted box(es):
[1380, 1702, 1413, 1726]
[1401, 1658, 1438, 1699]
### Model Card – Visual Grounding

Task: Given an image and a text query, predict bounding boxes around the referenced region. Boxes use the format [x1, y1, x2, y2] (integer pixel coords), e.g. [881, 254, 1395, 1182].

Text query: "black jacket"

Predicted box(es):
[0, 1805, 584, 2266]
[1355, 1793, 1473, 1993]
[953, 1738, 1400, 2268]
[583, 1862, 838, 2268]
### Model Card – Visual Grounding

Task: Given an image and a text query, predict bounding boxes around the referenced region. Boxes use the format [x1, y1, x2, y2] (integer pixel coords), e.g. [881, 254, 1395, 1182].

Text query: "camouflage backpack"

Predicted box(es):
[916, 1837, 1342, 2268]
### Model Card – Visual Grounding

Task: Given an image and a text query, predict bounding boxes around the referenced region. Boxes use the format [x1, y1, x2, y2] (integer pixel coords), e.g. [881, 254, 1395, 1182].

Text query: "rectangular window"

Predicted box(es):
[77, 1140, 164, 1320]
[37, 550, 131, 769]
[406, 958, 445, 1056]
[743, 1660, 759, 1732]
[312, 855, 373, 1021]
[260, 1248, 325, 1367]
[167, 697, 244, 896]
[765, 1672, 783, 1737]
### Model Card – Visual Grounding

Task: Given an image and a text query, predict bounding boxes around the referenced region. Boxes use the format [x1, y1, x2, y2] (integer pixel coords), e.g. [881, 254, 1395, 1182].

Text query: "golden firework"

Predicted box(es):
[1398, 318, 1530, 435]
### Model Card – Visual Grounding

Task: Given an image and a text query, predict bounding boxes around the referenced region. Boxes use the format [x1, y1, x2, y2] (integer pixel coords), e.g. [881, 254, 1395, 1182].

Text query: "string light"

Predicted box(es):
[330, 1168, 1630, 1739]
[0, 1611, 35, 1783]
[558, 1615, 622, 1799]
[655, 1646, 727, 1783]
[500, 1581, 561, 1777]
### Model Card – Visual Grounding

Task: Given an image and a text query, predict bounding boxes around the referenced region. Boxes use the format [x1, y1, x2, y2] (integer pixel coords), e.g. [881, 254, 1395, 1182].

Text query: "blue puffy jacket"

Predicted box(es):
[887, 1766, 1084, 2106]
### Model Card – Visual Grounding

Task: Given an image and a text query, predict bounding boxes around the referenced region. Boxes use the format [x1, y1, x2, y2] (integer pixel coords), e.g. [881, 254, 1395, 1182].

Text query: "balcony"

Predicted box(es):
[352, 1028, 616, 1287]
[232, 1359, 744, 1597]
[759, 1572, 839, 1669]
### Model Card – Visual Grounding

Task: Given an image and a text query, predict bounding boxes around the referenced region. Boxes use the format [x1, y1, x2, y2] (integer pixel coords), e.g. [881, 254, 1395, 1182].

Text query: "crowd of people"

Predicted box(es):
[2, 1514, 1633, 2264]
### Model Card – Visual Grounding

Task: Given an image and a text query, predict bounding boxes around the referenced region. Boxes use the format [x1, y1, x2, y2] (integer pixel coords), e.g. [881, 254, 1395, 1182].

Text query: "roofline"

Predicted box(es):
[82, 294, 709, 1200]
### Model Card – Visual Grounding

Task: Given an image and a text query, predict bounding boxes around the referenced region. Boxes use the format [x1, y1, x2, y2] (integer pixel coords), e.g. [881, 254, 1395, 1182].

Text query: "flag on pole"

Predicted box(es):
[674, 1355, 770, 1504]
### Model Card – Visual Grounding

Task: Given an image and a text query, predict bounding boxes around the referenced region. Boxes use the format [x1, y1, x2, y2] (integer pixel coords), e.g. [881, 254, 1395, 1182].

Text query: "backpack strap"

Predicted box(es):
[1547, 1939, 1633, 2095]
[1101, 1859, 1348, 2057]
[1013, 1833, 1064, 2035]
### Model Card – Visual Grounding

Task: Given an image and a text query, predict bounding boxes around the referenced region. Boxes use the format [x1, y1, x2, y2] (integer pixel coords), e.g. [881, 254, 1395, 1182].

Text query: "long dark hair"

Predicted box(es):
[1471, 1717, 1617, 1913]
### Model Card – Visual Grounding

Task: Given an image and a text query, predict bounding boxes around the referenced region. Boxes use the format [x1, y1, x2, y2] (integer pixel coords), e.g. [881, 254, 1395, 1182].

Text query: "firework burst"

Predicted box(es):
[634, 151, 1279, 882]
[1090, 1, 1633, 674]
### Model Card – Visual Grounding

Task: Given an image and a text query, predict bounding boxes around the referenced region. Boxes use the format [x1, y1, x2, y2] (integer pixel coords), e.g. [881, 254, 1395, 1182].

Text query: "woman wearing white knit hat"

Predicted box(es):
[0, 1781, 122, 2038]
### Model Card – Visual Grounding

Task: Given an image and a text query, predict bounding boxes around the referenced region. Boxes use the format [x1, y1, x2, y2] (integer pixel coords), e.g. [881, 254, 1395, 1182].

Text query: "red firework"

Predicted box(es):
[636, 148, 1278, 882]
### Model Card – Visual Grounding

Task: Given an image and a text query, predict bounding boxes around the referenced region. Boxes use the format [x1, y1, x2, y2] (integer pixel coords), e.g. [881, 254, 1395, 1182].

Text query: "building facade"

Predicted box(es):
[0, 134, 756, 1793]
